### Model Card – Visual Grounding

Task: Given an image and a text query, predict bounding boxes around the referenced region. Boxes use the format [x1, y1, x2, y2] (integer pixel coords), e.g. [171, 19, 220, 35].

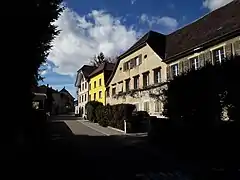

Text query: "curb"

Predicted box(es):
[107, 126, 125, 133]
[77, 120, 110, 136]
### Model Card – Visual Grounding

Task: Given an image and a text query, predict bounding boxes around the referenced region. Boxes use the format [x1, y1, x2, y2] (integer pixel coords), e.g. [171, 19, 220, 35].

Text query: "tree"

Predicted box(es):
[90, 52, 116, 67]
[9, 0, 63, 146]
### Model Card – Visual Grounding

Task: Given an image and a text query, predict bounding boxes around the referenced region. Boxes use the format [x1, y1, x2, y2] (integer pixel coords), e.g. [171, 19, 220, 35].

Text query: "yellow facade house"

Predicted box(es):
[88, 62, 115, 105]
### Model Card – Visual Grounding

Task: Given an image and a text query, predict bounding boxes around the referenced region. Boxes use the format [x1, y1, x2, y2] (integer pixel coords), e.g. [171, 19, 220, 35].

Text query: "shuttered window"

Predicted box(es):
[144, 102, 149, 112]
[234, 40, 240, 56]
[189, 57, 199, 70]
[212, 47, 225, 64]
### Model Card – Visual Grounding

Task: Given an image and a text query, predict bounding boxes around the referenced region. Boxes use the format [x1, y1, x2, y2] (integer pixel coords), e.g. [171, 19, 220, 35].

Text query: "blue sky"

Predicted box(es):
[41, 0, 234, 98]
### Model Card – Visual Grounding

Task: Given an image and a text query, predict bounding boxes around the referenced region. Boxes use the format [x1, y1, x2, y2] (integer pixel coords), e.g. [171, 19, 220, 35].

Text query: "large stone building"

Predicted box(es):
[75, 65, 96, 117]
[106, 0, 240, 117]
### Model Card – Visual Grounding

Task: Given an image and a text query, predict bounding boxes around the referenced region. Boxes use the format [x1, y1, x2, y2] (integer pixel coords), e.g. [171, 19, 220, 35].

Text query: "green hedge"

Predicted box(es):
[86, 101, 103, 122]
[87, 102, 136, 130]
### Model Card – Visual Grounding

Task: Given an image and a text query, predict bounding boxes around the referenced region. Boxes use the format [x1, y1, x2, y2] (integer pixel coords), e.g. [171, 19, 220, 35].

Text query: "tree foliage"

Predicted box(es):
[90, 52, 116, 67]
[162, 55, 240, 127]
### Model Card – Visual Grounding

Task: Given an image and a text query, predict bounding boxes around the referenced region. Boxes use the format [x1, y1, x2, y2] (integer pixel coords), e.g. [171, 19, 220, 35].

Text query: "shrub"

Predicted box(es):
[94, 103, 135, 130]
[85, 101, 103, 122]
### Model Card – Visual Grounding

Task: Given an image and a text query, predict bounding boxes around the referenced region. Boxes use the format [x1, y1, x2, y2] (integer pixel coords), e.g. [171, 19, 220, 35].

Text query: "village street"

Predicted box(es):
[42, 114, 188, 180]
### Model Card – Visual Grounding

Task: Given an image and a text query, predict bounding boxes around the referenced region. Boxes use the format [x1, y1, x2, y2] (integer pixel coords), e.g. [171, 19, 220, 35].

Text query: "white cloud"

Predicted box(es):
[131, 0, 137, 5]
[140, 14, 178, 31]
[48, 7, 137, 76]
[203, 0, 233, 11]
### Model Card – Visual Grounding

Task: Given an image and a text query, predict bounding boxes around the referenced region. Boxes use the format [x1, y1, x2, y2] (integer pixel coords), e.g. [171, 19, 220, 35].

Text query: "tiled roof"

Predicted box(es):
[165, 0, 240, 60]
[118, 30, 166, 60]
[106, 31, 166, 86]
[78, 65, 97, 78]
[88, 61, 115, 78]
[106, 0, 240, 85]
[75, 65, 96, 86]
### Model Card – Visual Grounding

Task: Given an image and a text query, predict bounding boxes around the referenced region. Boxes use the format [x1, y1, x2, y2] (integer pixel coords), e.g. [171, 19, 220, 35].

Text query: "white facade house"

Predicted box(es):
[75, 65, 96, 118]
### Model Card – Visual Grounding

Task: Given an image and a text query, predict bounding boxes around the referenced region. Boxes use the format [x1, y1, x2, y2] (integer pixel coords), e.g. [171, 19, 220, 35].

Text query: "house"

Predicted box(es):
[106, 0, 240, 117]
[75, 65, 96, 117]
[106, 31, 168, 117]
[59, 87, 75, 113]
[32, 85, 74, 114]
[88, 61, 115, 105]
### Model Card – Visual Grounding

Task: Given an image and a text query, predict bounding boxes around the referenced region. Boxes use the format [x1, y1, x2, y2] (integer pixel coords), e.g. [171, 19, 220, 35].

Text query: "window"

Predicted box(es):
[85, 94, 87, 101]
[213, 47, 225, 64]
[118, 82, 123, 93]
[82, 95, 84, 102]
[94, 93, 96, 100]
[125, 79, 130, 92]
[89, 95, 91, 101]
[133, 76, 139, 89]
[94, 81, 96, 88]
[144, 102, 149, 112]
[82, 83, 84, 90]
[143, 72, 149, 87]
[106, 88, 110, 97]
[189, 57, 199, 70]
[171, 64, 179, 77]
[123, 55, 142, 71]
[79, 84, 81, 92]
[155, 101, 161, 112]
[136, 56, 140, 66]
[112, 87, 116, 96]
[99, 79, 102, 86]
[154, 68, 161, 84]
[85, 82, 87, 89]
[89, 83, 91, 90]
[99, 91, 102, 99]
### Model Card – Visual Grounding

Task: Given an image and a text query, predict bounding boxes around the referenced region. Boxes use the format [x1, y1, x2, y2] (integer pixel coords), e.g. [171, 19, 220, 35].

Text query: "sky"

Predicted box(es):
[40, 0, 234, 98]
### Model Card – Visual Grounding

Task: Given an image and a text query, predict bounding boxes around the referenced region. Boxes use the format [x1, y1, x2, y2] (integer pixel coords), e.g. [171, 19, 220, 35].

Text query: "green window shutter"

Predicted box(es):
[225, 43, 233, 59]
[183, 59, 190, 72]
[233, 40, 240, 56]
[166, 65, 171, 81]
[204, 51, 212, 65]
[179, 61, 184, 75]
[199, 54, 205, 67]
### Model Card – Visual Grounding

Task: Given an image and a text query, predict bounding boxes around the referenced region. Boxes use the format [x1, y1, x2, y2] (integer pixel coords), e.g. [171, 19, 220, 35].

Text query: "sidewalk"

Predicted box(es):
[77, 120, 124, 136]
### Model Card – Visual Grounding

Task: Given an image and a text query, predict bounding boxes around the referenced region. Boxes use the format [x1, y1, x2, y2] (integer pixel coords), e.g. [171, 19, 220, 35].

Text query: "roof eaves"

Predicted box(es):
[165, 28, 240, 63]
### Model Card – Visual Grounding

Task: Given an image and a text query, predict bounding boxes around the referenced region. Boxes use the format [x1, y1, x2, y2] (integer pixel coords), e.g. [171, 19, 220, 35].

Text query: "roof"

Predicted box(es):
[88, 61, 115, 78]
[60, 87, 74, 100]
[165, 0, 240, 60]
[78, 65, 96, 77]
[75, 65, 96, 86]
[106, 0, 240, 85]
[32, 85, 58, 94]
[118, 30, 166, 60]
[106, 31, 166, 86]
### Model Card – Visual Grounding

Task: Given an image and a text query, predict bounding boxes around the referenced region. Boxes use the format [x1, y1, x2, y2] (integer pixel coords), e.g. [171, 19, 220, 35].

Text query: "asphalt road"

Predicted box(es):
[50, 114, 104, 136]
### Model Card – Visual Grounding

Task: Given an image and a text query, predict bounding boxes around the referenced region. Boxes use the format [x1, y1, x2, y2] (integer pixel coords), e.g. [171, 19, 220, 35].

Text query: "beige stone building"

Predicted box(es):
[106, 0, 240, 117]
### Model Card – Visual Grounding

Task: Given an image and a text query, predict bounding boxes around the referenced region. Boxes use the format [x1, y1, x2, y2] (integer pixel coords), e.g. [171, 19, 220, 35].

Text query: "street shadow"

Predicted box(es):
[50, 114, 82, 121]
[14, 118, 240, 180]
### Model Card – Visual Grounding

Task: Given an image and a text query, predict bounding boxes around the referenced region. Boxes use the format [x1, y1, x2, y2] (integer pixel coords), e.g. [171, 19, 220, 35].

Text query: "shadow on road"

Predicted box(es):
[13, 114, 240, 180]
[50, 114, 81, 121]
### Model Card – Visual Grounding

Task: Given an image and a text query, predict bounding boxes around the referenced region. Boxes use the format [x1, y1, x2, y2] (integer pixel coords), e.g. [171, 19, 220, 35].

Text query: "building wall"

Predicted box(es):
[167, 36, 240, 79]
[106, 44, 167, 117]
[77, 72, 89, 117]
[89, 72, 106, 105]
[106, 36, 240, 117]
